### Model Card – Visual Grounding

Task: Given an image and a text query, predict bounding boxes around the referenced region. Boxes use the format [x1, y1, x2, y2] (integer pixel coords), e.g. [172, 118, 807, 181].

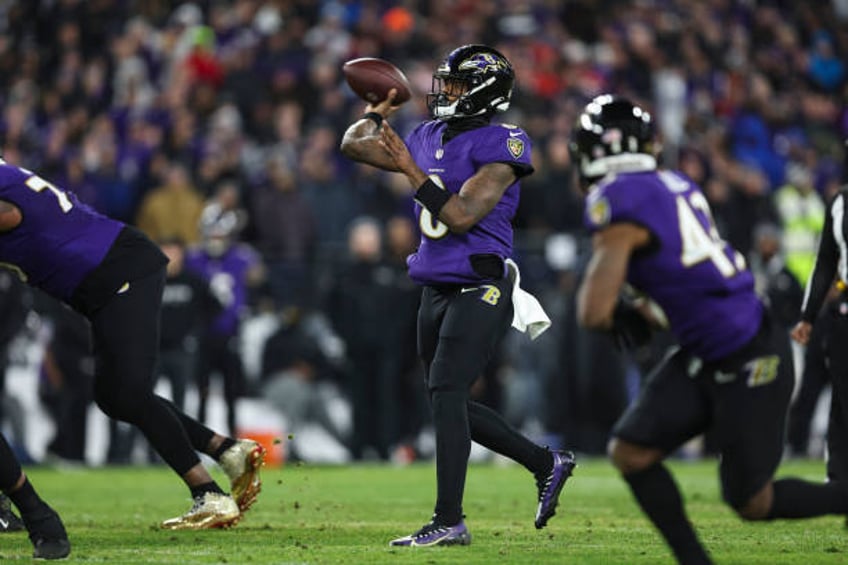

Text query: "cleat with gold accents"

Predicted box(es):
[218, 439, 266, 513]
[160, 492, 240, 530]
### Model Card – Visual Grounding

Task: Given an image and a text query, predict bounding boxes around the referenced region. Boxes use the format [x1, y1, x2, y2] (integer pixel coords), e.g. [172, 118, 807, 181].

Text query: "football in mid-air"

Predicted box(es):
[342, 57, 412, 105]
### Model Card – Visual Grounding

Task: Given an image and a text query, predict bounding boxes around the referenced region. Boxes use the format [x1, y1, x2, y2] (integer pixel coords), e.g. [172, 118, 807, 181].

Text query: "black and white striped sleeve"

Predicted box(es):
[800, 191, 845, 322]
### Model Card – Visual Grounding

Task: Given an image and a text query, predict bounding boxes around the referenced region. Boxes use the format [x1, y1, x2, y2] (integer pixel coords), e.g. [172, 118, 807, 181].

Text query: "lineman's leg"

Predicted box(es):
[0, 433, 69, 558]
[89, 270, 221, 492]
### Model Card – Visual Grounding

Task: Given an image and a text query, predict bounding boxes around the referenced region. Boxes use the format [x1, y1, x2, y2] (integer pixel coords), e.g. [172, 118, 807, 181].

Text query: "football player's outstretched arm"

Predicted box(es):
[340, 89, 403, 172]
[577, 223, 651, 330]
[378, 123, 515, 234]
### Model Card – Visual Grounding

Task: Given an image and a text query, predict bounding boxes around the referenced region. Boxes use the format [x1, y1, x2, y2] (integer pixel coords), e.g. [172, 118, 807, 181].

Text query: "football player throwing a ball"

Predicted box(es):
[341, 44, 576, 547]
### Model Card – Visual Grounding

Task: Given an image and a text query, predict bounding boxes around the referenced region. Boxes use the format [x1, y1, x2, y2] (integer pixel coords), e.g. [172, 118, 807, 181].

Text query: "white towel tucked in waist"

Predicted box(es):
[505, 258, 551, 340]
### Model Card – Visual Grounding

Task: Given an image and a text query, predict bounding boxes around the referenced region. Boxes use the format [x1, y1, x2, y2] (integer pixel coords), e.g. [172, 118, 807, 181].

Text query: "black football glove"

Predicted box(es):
[609, 299, 654, 350]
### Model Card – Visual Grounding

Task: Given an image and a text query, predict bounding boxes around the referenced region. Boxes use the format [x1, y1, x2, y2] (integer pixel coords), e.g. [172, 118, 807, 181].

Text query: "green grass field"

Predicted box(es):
[1, 458, 844, 564]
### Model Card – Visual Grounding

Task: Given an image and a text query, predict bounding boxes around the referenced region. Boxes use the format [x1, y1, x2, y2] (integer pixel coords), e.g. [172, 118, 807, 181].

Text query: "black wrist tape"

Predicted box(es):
[414, 178, 451, 218]
[361, 112, 383, 128]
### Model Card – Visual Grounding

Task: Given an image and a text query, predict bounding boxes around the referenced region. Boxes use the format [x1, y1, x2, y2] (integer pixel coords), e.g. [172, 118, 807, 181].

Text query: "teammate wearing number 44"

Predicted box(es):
[573, 94, 848, 565]
[341, 44, 575, 547]
[0, 159, 266, 558]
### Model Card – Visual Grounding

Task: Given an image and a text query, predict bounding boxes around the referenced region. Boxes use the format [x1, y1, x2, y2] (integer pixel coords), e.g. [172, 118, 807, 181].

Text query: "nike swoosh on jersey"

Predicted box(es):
[509, 131, 523, 137]
[460, 286, 481, 294]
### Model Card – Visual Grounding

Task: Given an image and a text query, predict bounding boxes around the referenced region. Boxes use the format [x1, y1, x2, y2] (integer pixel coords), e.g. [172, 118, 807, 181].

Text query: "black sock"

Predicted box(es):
[189, 482, 225, 499]
[624, 463, 712, 565]
[768, 478, 848, 519]
[212, 438, 236, 460]
[122, 395, 201, 475]
[432, 389, 469, 526]
[157, 397, 216, 452]
[468, 401, 552, 477]
[8, 479, 45, 516]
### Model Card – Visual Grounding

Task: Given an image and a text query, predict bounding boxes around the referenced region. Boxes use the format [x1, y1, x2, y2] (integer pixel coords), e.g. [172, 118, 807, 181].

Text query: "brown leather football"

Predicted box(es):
[342, 58, 412, 105]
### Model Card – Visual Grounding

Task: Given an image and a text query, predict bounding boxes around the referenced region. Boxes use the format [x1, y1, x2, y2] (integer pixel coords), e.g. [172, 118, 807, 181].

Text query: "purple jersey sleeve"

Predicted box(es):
[0, 162, 123, 301]
[470, 124, 533, 174]
[585, 170, 763, 361]
[404, 121, 531, 285]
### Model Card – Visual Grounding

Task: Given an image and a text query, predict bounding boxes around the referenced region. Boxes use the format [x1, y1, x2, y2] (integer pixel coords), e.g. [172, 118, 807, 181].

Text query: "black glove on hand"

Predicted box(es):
[610, 300, 653, 350]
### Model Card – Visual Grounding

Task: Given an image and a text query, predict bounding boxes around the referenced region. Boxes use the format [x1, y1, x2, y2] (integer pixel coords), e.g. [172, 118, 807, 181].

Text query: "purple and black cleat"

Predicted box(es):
[535, 449, 576, 529]
[390, 520, 471, 547]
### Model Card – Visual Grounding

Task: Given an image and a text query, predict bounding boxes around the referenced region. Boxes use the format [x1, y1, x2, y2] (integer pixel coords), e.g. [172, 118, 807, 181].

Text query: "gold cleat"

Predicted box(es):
[160, 492, 240, 530]
[218, 439, 266, 513]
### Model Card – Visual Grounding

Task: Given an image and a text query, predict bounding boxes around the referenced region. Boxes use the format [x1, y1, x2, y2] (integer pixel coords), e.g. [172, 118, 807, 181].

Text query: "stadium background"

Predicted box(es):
[0, 0, 845, 467]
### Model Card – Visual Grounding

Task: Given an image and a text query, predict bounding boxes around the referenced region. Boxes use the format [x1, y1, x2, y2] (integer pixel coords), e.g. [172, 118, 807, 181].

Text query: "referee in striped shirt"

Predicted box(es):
[791, 186, 848, 481]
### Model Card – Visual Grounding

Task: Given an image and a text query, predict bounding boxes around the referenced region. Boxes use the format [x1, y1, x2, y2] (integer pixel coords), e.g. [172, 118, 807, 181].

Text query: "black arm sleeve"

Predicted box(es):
[800, 193, 841, 322]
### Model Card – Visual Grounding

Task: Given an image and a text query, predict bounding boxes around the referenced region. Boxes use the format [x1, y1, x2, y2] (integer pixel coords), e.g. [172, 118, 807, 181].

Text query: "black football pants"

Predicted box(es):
[88, 268, 218, 475]
[418, 279, 549, 523]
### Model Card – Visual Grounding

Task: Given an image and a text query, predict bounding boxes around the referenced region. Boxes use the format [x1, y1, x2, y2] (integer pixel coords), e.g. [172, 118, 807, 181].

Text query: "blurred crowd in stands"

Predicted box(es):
[0, 0, 847, 464]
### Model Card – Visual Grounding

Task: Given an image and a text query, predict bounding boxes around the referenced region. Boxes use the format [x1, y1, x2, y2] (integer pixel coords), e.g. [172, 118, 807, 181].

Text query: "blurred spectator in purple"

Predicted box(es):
[186, 182, 265, 434]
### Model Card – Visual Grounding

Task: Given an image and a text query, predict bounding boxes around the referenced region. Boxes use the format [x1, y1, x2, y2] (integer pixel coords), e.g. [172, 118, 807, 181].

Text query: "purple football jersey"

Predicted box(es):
[584, 170, 763, 361]
[0, 161, 123, 301]
[404, 120, 532, 285]
[185, 243, 261, 337]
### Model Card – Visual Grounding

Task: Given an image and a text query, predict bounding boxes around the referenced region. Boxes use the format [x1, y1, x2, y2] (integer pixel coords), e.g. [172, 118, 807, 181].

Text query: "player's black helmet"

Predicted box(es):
[427, 44, 514, 121]
[570, 95, 657, 188]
